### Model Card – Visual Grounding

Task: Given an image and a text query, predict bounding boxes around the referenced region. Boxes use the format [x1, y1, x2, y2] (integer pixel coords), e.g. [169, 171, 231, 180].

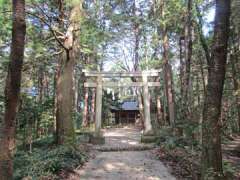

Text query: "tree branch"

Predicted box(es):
[26, 11, 68, 51]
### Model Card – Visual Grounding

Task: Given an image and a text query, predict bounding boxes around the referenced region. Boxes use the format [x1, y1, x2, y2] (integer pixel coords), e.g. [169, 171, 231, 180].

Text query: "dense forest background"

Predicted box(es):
[0, 0, 239, 179]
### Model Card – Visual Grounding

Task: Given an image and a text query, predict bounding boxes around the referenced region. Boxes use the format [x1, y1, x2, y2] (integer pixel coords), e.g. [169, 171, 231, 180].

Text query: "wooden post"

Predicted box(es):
[142, 75, 153, 134]
[95, 75, 102, 134]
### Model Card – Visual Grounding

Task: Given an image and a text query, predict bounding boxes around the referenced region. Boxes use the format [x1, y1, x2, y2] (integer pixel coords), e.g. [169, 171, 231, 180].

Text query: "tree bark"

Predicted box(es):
[158, 0, 176, 127]
[0, 0, 26, 179]
[183, 0, 193, 119]
[156, 94, 164, 126]
[201, 0, 231, 179]
[179, 36, 185, 97]
[178, 36, 185, 134]
[82, 87, 89, 127]
[38, 66, 44, 103]
[36, 67, 44, 138]
[55, 3, 83, 145]
[155, 76, 164, 126]
[183, 0, 193, 93]
[137, 90, 145, 128]
[132, 1, 145, 129]
[90, 88, 96, 124]
[56, 26, 76, 145]
[163, 29, 176, 127]
[53, 67, 58, 133]
[133, 0, 140, 71]
[55, 1, 83, 145]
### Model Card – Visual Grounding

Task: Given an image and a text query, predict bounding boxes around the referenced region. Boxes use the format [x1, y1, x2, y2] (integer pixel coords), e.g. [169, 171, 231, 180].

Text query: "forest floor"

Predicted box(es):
[67, 126, 176, 180]
[155, 134, 240, 179]
[222, 134, 240, 178]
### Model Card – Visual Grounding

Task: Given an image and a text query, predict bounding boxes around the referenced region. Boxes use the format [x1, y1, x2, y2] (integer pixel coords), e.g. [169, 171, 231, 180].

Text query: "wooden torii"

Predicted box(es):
[83, 70, 161, 136]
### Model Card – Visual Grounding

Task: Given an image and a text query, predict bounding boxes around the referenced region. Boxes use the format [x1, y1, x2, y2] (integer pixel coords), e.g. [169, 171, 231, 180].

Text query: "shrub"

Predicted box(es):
[14, 144, 88, 180]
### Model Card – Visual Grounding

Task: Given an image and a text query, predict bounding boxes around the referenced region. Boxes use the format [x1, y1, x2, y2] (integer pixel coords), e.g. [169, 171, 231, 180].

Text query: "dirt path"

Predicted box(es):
[69, 126, 176, 180]
[94, 126, 154, 151]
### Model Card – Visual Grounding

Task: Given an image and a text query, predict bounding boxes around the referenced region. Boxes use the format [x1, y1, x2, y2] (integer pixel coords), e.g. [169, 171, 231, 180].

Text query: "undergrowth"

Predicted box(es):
[155, 129, 201, 179]
[155, 128, 237, 180]
[14, 137, 88, 180]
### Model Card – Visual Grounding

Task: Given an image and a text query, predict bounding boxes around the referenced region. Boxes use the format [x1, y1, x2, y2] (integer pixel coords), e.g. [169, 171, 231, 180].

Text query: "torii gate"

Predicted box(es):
[83, 70, 161, 137]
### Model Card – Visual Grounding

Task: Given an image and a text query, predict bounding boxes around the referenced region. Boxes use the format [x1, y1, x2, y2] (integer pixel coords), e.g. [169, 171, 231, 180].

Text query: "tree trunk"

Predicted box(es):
[132, 1, 144, 129]
[55, 15, 77, 144]
[74, 75, 79, 113]
[53, 65, 59, 134]
[36, 67, 43, 138]
[90, 88, 96, 124]
[178, 36, 185, 135]
[163, 30, 176, 127]
[156, 94, 164, 126]
[179, 36, 185, 97]
[183, 0, 193, 98]
[38, 67, 44, 102]
[55, 2, 83, 145]
[155, 76, 164, 126]
[82, 87, 89, 127]
[133, 0, 140, 71]
[56, 32, 76, 145]
[159, 0, 176, 127]
[201, 0, 231, 179]
[0, 0, 26, 179]
[43, 72, 49, 97]
[183, 0, 193, 119]
[137, 90, 145, 129]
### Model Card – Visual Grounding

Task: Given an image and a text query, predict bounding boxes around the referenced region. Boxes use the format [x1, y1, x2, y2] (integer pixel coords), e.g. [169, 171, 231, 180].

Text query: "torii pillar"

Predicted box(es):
[90, 74, 105, 144]
[142, 74, 153, 135]
[95, 75, 102, 134]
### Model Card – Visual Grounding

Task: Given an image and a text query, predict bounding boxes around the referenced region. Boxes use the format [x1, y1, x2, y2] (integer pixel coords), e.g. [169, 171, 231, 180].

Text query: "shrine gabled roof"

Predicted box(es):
[111, 101, 139, 111]
[121, 101, 139, 111]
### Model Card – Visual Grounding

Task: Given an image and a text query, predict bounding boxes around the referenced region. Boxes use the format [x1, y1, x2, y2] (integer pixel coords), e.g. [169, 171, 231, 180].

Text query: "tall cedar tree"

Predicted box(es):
[161, 0, 176, 127]
[201, 0, 231, 179]
[0, 0, 26, 179]
[56, 2, 83, 145]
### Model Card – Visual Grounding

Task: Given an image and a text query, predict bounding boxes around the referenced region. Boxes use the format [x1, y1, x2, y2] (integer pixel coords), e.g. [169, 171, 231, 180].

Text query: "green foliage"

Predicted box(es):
[17, 94, 54, 140]
[73, 111, 82, 129]
[0, 0, 238, 178]
[14, 139, 88, 180]
[201, 161, 236, 180]
[0, 0, 11, 43]
[156, 128, 199, 150]
[223, 160, 236, 179]
[102, 90, 121, 126]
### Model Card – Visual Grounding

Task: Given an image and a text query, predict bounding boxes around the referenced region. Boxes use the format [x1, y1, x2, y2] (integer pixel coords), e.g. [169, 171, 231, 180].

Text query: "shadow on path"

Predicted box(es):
[68, 126, 176, 180]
